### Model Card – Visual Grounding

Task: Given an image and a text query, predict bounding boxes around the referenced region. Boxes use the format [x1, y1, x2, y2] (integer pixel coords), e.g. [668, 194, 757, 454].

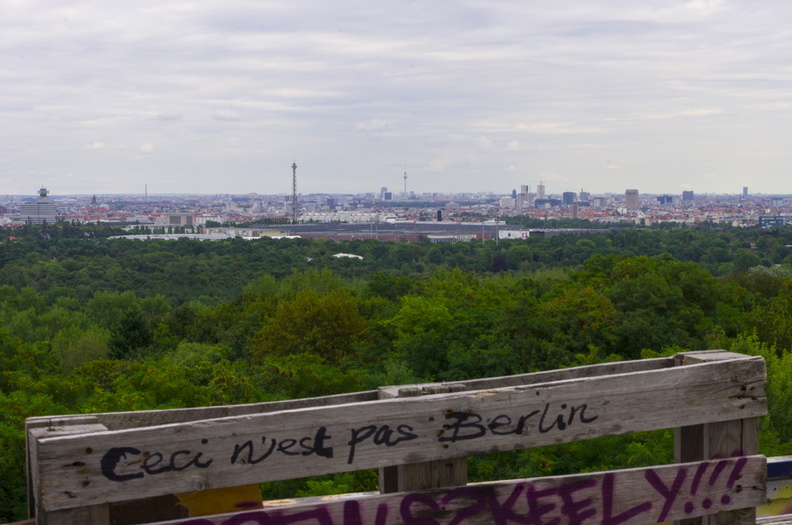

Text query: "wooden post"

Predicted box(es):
[378, 383, 468, 493]
[674, 351, 764, 525]
[26, 416, 111, 525]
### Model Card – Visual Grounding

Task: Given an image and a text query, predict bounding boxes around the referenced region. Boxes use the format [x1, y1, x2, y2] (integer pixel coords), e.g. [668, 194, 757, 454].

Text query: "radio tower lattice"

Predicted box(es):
[291, 161, 298, 224]
[403, 162, 407, 198]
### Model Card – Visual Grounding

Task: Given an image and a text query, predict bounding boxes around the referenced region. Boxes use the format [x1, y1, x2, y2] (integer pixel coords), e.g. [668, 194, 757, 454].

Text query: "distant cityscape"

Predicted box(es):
[2, 182, 790, 239]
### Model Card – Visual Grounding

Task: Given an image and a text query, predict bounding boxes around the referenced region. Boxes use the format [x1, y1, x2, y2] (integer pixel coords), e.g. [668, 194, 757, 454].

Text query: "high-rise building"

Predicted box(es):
[570, 204, 579, 219]
[537, 184, 546, 200]
[743, 187, 749, 197]
[625, 189, 640, 209]
[562, 192, 576, 205]
[20, 187, 57, 225]
[682, 191, 694, 202]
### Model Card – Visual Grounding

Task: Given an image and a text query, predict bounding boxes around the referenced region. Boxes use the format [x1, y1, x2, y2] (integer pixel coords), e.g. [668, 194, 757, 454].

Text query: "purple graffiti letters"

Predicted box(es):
[644, 465, 687, 522]
[601, 473, 652, 525]
[558, 479, 597, 525]
[401, 492, 441, 525]
[173, 458, 751, 525]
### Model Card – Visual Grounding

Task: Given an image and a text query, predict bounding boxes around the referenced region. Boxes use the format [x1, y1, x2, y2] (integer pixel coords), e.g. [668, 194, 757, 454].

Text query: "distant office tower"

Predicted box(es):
[570, 204, 579, 219]
[743, 187, 749, 197]
[499, 196, 516, 208]
[593, 197, 608, 208]
[562, 192, 575, 205]
[20, 187, 57, 225]
[521, 184, 530, 196]
[657, 195, 673, 205]
[511, 189, 517, 199]
[579, 191, 590, 202]
[682, 191, 694, 202]
[537, 184, 546, 200]
[625, 189, 640, 209]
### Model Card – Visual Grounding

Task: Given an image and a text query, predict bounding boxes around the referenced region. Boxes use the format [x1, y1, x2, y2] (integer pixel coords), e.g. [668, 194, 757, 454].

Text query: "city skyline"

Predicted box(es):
[3, 1, 792, 196]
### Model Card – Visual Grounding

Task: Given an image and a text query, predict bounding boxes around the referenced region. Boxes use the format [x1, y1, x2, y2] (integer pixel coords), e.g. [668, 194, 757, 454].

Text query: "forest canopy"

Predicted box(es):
[2, 223, 792, 521]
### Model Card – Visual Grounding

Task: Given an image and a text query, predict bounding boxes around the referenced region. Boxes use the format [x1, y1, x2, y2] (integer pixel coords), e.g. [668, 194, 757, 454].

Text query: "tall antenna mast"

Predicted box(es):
[403, 161, 407, 198]
[291, 160, 298, 224]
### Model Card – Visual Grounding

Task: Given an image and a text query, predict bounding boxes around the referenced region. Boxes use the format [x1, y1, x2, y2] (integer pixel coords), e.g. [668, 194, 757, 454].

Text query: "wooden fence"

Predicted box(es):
[24, 350, 770, 525]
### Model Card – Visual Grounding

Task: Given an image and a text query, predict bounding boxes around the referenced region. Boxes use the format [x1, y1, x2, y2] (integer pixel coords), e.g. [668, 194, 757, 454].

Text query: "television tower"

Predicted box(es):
[291, 161, 298, 224]
[403, 162, 407, 198]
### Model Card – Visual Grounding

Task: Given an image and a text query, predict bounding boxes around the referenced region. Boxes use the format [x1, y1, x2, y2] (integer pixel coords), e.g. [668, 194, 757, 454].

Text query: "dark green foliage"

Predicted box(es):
[108, 306, 155, 359]
[2, 225, 792, 521]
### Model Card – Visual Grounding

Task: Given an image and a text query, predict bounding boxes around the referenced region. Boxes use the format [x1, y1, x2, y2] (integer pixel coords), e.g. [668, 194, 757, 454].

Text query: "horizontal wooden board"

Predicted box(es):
[24, 357, 676, 431]
[148, 456, 767, 525]
[33, 355, 765, 512]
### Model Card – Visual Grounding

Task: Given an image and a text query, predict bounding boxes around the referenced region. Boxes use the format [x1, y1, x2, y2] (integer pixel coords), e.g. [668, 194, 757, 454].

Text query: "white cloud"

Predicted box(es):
[88, 142, 106, 150]
[212, 110, 240, 121]
[355, 119, 392, 132]
[139, 143, 154, 154]
[636, 108, 725, 120]
[148, 112, 182, 122]
[516, 122, 604, 135]
[754, 102, 790, 111]
[477, 135, 494, 148]
[685, 0, 725, 15]
[507, 141, 521, 151]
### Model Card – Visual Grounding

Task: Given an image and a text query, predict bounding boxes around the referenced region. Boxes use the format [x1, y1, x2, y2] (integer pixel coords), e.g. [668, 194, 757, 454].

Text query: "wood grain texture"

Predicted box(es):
[146, 456, 768, 525]
[25, 391, 381, 431]
[26, 420, 110, 525]
[33, 355, 766, 512]
[25, 358, 675, 431]
[378, 385, 467, 494]
[673, 352, 764, 525]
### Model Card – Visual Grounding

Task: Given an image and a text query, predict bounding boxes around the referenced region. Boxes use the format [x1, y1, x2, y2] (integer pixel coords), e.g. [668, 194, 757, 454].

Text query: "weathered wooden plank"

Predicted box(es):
[378, 356, 676, 398]
[378, 384, 467, 494]
[25, 358, 676, 432]
[757, 518, 792, 525]
[38, 505, 110, 525]
[25, 391, 381, 431]
[147, 456, 767, 525]
[26, 420, 110, 525]
[34, 356, 766, 512]
[25, 416, 104, 518]
[673, 352, 763, 525]
[25, 356, 678, 431]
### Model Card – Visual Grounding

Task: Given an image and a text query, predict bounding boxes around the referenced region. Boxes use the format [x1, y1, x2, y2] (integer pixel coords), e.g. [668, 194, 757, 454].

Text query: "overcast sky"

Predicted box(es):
[2, 1, 791, 197]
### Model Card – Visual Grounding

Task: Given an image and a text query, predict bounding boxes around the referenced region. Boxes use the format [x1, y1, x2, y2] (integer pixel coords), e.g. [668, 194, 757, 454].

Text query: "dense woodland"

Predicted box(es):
[3, 222, 792, 521]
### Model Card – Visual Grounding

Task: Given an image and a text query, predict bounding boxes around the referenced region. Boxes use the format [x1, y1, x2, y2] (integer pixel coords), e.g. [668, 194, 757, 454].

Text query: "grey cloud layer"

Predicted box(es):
[1, 0, 791, 195]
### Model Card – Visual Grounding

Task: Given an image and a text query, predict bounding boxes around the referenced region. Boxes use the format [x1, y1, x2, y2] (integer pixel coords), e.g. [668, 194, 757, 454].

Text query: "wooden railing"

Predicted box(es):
[24, 350, 769, 525]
